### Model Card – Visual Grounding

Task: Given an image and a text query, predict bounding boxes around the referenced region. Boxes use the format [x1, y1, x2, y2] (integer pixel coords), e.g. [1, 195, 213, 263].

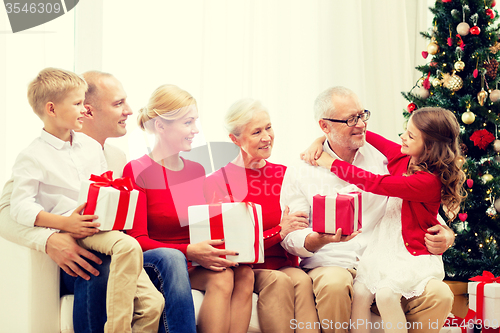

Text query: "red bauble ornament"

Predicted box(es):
[486, 9, 496, 19]
[467, 179, 474, 188]
[442, 0, 452, 2]
[422, 51, 428, 59]
[407, 103, 417, 113]
[447, 37, 453, 46]
[470, 26, 481, 35]
[493, 0, 497, 6]
[473, 69, 479, 78]
[470, 129, 496, 149]
[459, 213, 468, 221]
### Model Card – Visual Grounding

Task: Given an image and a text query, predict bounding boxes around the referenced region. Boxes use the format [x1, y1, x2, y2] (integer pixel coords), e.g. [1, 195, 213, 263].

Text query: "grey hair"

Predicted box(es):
[224, 98, 269, 136]
[313, 86, 355, 122]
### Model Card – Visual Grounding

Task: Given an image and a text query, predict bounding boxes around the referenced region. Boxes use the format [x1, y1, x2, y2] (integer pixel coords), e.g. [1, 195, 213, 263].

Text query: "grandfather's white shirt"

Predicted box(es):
[10, 130, 107, 227]
[280, 140, 389, 269]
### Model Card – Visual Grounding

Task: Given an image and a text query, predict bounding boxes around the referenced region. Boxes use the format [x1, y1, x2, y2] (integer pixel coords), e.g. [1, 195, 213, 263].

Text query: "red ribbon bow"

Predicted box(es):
[470, 271, 500, 284]
[89, 171, 134, 192]
[469, 271, 500, 327]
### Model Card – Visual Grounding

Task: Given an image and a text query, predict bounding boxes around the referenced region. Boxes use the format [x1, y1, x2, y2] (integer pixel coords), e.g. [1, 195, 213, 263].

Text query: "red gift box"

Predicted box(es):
[312, 192, 362, 235]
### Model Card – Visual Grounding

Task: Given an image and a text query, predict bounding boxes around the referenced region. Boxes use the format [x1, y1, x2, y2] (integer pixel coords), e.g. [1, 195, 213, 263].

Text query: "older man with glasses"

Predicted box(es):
[279, 86, 454, 333]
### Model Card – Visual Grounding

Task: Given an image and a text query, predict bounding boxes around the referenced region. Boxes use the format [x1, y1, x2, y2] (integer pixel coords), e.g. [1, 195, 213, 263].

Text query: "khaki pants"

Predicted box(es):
[254, 267, 320, 333]
[79, 231, 164, 333]
[307, 266, 453, 333]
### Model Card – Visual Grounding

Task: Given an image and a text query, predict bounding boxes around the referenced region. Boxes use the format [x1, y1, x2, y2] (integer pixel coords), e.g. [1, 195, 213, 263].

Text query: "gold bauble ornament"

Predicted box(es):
[482, 173, 494, 183]
[494, 139, 500, 152]
[432, 78, 442, 87]
[478, 89, 489, 106]
[495, 198, 500, 212]
[454, 60, 465, 72]
[427, 41, 440, 55]
[461, 111, 476, 124]
[443, 72, 463, 91]
[490, 89, 500, 102]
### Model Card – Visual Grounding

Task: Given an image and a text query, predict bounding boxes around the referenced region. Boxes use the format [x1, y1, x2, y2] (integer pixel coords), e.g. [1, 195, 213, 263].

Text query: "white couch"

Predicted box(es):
[1, 235, 450, 333]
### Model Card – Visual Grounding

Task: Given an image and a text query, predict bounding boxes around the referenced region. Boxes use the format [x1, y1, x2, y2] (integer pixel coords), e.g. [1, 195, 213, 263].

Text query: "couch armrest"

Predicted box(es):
[0, 236, 60, 333]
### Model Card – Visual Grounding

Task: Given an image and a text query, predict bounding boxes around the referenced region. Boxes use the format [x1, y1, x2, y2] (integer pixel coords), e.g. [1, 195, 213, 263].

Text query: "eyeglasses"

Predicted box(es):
[322, 110, 371, 127]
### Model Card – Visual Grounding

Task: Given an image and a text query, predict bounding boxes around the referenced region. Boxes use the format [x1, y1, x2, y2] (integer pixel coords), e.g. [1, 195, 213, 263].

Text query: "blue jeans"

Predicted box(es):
[143, 248, 197, 333]
[61, 250, 110, 333]
[61, 248, 196, 333]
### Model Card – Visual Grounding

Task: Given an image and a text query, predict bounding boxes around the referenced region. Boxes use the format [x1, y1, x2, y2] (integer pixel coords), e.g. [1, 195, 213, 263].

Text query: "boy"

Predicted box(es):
[9, 68, 164, 333]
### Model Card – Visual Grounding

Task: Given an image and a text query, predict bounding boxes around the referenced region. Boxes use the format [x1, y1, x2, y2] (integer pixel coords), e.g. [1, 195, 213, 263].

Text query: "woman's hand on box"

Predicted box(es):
[187, 239, 239, 271]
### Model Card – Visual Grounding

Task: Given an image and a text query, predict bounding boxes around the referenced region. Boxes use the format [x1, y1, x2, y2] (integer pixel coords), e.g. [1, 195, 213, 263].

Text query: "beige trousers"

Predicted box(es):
[307, 266, 453, 333]
[254, 267, 320, 333]
[79, 231, 164, 333]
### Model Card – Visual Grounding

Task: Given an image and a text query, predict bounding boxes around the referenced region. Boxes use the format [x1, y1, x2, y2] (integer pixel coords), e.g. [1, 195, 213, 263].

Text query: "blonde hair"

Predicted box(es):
[137, 84, 196, 133]
[408, 107, 467, 221]
[224, 98, 269, 136]
[27, 67, 87, 118]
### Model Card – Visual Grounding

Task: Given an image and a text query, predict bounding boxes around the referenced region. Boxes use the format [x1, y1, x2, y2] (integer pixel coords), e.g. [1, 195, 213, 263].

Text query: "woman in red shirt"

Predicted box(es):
[123, 85, 254, 333]
[204, 98, 320, 333]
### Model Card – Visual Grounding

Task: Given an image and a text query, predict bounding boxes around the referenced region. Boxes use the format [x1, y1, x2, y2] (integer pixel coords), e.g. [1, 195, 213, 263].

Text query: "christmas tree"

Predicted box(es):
[402, 0, 500, 281]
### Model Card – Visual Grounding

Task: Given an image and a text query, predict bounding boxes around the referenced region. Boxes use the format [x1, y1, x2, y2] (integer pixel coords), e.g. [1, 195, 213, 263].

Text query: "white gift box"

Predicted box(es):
[468, 281, 500, 328]
[77, 179, 139, 231]
[188, 202, 264, 264]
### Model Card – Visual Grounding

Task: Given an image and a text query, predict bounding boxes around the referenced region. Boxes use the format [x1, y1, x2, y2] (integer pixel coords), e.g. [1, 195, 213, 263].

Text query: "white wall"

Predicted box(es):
[0, 0, 434, 186]
[0, 7, 76, 187]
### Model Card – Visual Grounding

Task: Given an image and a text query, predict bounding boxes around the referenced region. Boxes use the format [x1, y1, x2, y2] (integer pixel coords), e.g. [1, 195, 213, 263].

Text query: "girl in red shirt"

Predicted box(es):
[311, 107, 466, 333]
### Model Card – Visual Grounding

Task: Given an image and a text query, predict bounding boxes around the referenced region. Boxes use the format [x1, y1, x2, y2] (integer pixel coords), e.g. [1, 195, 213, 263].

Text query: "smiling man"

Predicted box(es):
[280, 86, 455, 333]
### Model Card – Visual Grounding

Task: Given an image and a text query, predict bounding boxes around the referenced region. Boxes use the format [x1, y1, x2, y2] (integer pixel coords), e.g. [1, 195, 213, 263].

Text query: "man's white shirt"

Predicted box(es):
[280, 140, 390, 270]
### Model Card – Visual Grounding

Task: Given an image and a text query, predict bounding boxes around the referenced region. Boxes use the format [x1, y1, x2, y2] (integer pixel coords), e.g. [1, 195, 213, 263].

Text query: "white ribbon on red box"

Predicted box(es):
[312, 191, 362, 235]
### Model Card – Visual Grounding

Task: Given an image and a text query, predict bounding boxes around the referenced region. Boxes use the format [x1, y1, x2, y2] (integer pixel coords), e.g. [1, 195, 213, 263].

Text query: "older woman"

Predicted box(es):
[203, 99, 320, 333]
[123, 85, 254, 333]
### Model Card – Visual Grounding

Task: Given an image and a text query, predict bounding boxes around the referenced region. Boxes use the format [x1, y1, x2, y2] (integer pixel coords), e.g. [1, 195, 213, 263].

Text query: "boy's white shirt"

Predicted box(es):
[10, 130, 108, 226]
[0, 132, 126, 252]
